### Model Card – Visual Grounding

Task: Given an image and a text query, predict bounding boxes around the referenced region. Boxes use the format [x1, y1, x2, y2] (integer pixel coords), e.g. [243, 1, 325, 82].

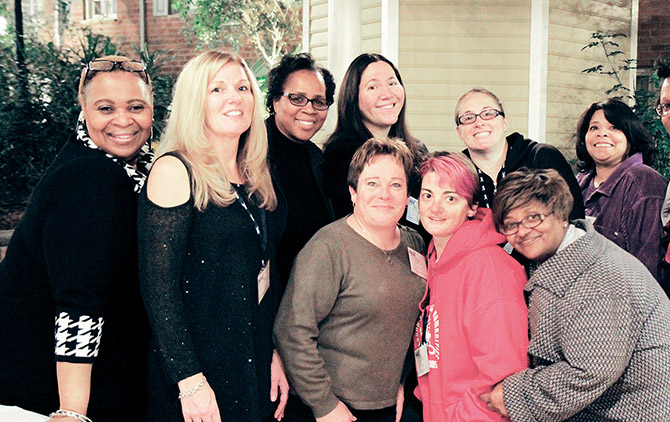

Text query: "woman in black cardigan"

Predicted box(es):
[0, 55, 154, 422]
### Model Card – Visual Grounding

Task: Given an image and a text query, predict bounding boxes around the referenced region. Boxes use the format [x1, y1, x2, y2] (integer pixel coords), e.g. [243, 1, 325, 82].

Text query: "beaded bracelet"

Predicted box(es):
[49, 409, 93, 422]
[178, 375, 208, 400]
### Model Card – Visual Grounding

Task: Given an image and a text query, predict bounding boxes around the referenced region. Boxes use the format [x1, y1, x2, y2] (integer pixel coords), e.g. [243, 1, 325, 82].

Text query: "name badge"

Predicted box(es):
[258, 261, 270, 304]
[406, 197, 420, 225]
[414, 343, 430, 377]
[408, 247, 428, 279]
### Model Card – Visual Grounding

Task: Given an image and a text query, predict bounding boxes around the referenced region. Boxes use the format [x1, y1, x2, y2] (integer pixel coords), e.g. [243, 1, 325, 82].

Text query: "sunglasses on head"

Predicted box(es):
[85, 60, 149, 84]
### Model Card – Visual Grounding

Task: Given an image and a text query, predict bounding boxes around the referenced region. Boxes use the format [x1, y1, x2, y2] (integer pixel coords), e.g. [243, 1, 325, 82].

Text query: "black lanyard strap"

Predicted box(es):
[234, 186, 267, 261]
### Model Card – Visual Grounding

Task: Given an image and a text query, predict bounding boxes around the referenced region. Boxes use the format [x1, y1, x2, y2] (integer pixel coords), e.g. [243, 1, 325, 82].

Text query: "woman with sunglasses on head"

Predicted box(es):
[0, 56, 154, 421]
[138, 50, 288, 422]
[576, 98, 668, 287]
[265, 53, 336, 292]
[322, 53, 427, 229]
[455, 88, 584, 221]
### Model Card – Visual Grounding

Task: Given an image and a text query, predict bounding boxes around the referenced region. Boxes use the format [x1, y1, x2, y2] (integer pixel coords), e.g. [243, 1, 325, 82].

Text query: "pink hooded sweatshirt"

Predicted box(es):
[414, 208, 529, 421]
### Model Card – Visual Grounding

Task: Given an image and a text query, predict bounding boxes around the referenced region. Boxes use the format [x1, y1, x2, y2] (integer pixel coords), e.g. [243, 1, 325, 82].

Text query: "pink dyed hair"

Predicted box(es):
[419, 152, 479, 206]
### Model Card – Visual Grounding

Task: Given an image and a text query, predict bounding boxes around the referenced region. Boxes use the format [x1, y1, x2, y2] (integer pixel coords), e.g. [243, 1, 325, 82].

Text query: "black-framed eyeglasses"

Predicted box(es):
[501, 212, 551, 236]
[85, 60, 149, 84]
[656, 103, 670, 117]
[282, 92, 332, 111]
[457, 109, 505, 126]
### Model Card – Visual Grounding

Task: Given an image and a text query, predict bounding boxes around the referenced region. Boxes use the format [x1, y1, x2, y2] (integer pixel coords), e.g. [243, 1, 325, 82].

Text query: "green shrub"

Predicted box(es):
[0, 26, 175, 222]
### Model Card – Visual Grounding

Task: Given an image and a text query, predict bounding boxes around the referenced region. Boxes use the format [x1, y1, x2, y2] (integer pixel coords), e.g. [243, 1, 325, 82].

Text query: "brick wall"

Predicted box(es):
[638, 0, 670, 70]
[39, 0, 263, 76]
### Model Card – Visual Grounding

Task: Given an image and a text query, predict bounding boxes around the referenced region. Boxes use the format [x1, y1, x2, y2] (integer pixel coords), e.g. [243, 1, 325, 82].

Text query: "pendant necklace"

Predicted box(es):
[353, 213, 396, 266]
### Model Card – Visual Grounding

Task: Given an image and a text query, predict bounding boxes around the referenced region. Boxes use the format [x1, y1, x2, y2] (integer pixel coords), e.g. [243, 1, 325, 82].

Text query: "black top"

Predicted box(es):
[0, 138, 150, 420]
[267, 117, 334, 290]
[322, 135, 428, 234]
[138, 153, 287, 421]
[463, 132, 585, 221]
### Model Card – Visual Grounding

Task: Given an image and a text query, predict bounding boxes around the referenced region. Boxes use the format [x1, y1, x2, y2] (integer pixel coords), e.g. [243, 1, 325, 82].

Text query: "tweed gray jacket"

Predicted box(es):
[502, 220, 670, 421]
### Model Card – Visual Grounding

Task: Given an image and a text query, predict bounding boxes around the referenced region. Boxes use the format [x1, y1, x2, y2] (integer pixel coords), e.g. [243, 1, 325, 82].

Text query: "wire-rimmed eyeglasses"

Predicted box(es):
[501, 212, 551, 236]
[656, 103, 670, 117]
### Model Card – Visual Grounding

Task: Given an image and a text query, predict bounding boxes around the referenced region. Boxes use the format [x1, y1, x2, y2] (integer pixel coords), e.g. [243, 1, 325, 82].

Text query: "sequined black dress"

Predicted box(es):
[138, 154, 286, 421]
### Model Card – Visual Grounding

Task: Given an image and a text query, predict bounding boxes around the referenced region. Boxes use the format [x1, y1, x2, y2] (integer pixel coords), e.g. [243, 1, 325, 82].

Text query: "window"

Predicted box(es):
[153, 0, 176, 16]
[85, 0, 116, 19]
[23, 0, 44, 23]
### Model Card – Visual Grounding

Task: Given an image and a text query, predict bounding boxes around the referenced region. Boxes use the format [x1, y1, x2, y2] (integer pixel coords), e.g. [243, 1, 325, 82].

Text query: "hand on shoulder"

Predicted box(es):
[146, 155, 191, 207]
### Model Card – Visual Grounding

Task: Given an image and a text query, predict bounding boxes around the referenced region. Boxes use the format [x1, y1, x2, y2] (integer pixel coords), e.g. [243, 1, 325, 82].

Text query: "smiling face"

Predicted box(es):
[204, 62, 254, 143]
[419, 171, 477, 253]
[585, 109, 630, 169]
[358, 61, 405, 138]
[503, 201, 567, 263]
[273, 69, 328, 143]
[81, 71, 153, 160]
[349, 154, 409, 232]
[456, 92, 508, 153]
[661, 77, 670, 135]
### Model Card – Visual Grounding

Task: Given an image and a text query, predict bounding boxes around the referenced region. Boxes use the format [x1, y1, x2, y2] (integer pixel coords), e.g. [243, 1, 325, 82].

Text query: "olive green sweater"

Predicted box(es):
[273, 218, 426, 417]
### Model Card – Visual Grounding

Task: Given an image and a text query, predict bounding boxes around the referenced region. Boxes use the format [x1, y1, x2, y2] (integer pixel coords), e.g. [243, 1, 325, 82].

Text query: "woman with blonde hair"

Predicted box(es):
[138, 50, 288, 422]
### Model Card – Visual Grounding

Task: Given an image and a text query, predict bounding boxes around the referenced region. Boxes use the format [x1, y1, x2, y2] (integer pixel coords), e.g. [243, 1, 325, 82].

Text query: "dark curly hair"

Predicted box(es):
[656, 57, 670, 81]
[265, 53, 336, 114]
[575, 98, 657, 171]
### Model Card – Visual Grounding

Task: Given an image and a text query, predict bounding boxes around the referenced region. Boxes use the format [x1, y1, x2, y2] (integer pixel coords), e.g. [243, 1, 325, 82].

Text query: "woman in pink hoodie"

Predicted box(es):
[413, 152, 528, 421]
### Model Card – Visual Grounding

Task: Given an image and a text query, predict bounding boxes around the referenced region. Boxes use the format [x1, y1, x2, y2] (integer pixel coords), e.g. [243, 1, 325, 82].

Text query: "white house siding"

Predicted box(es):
[308, 0, 329, 62]
[398, 0, 532, 152]
[307, 0, 633, 155]
[546, 0, 632, 159]
[362, 0, 383, 52]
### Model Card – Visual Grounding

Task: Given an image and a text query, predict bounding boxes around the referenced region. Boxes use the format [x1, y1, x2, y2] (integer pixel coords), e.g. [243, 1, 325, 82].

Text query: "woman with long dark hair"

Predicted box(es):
[322, 53, 426, 223]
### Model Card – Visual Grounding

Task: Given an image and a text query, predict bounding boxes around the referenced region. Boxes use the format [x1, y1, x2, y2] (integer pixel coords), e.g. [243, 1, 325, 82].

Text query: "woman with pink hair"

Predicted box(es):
[413, 152, 528, 421]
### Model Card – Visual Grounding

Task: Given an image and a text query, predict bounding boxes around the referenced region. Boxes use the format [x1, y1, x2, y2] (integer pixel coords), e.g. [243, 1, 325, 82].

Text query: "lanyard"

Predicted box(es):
[477, 163, 505, 209]
[419, 247, 437, 345]
[233, 186, 267, 266]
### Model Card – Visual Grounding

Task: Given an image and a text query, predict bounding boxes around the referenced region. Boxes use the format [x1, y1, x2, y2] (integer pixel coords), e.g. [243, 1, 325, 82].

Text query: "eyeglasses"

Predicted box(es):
[85, 60, 149, 84]
[457, 109, 505, 126]
[500, 212, 551, 236]
[282, 92, 332, 111]
[656, 103, 670, 117]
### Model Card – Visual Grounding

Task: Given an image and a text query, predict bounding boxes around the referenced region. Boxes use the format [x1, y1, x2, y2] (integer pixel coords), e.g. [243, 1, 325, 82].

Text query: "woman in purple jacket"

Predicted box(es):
[576, 98, 668, 287]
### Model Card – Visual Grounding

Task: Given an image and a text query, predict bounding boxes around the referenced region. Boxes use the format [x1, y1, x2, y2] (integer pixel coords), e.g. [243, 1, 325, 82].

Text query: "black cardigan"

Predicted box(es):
[0, 138, 150, 420]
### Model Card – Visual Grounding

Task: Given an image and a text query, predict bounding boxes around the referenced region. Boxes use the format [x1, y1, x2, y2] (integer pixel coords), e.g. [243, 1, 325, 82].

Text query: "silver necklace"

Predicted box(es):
[352, 213, 396, 266]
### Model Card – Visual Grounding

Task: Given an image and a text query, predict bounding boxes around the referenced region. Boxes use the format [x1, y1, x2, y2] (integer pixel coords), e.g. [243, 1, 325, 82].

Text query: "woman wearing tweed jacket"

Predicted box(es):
[482, 168, 670, 421]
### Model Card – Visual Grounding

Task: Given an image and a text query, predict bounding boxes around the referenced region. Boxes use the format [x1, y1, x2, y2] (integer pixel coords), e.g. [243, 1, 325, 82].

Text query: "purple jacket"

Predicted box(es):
[578, 153, 668, 281]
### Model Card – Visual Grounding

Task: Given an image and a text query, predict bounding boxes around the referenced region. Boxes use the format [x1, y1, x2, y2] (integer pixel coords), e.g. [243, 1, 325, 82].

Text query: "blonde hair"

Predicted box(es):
[78, 55, 153, 106]
[156, 50, 276, 211]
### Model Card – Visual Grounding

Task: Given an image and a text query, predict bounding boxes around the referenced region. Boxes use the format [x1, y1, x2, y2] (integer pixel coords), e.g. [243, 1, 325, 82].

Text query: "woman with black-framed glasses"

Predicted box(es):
[264, 53, 336, 293]
[0, 55, 154, 421]
[455, 88, 584, 226]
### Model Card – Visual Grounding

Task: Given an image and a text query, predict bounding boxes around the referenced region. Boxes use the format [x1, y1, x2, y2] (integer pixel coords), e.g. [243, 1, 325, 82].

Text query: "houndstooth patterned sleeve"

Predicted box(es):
[54, 312, 104, 359]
